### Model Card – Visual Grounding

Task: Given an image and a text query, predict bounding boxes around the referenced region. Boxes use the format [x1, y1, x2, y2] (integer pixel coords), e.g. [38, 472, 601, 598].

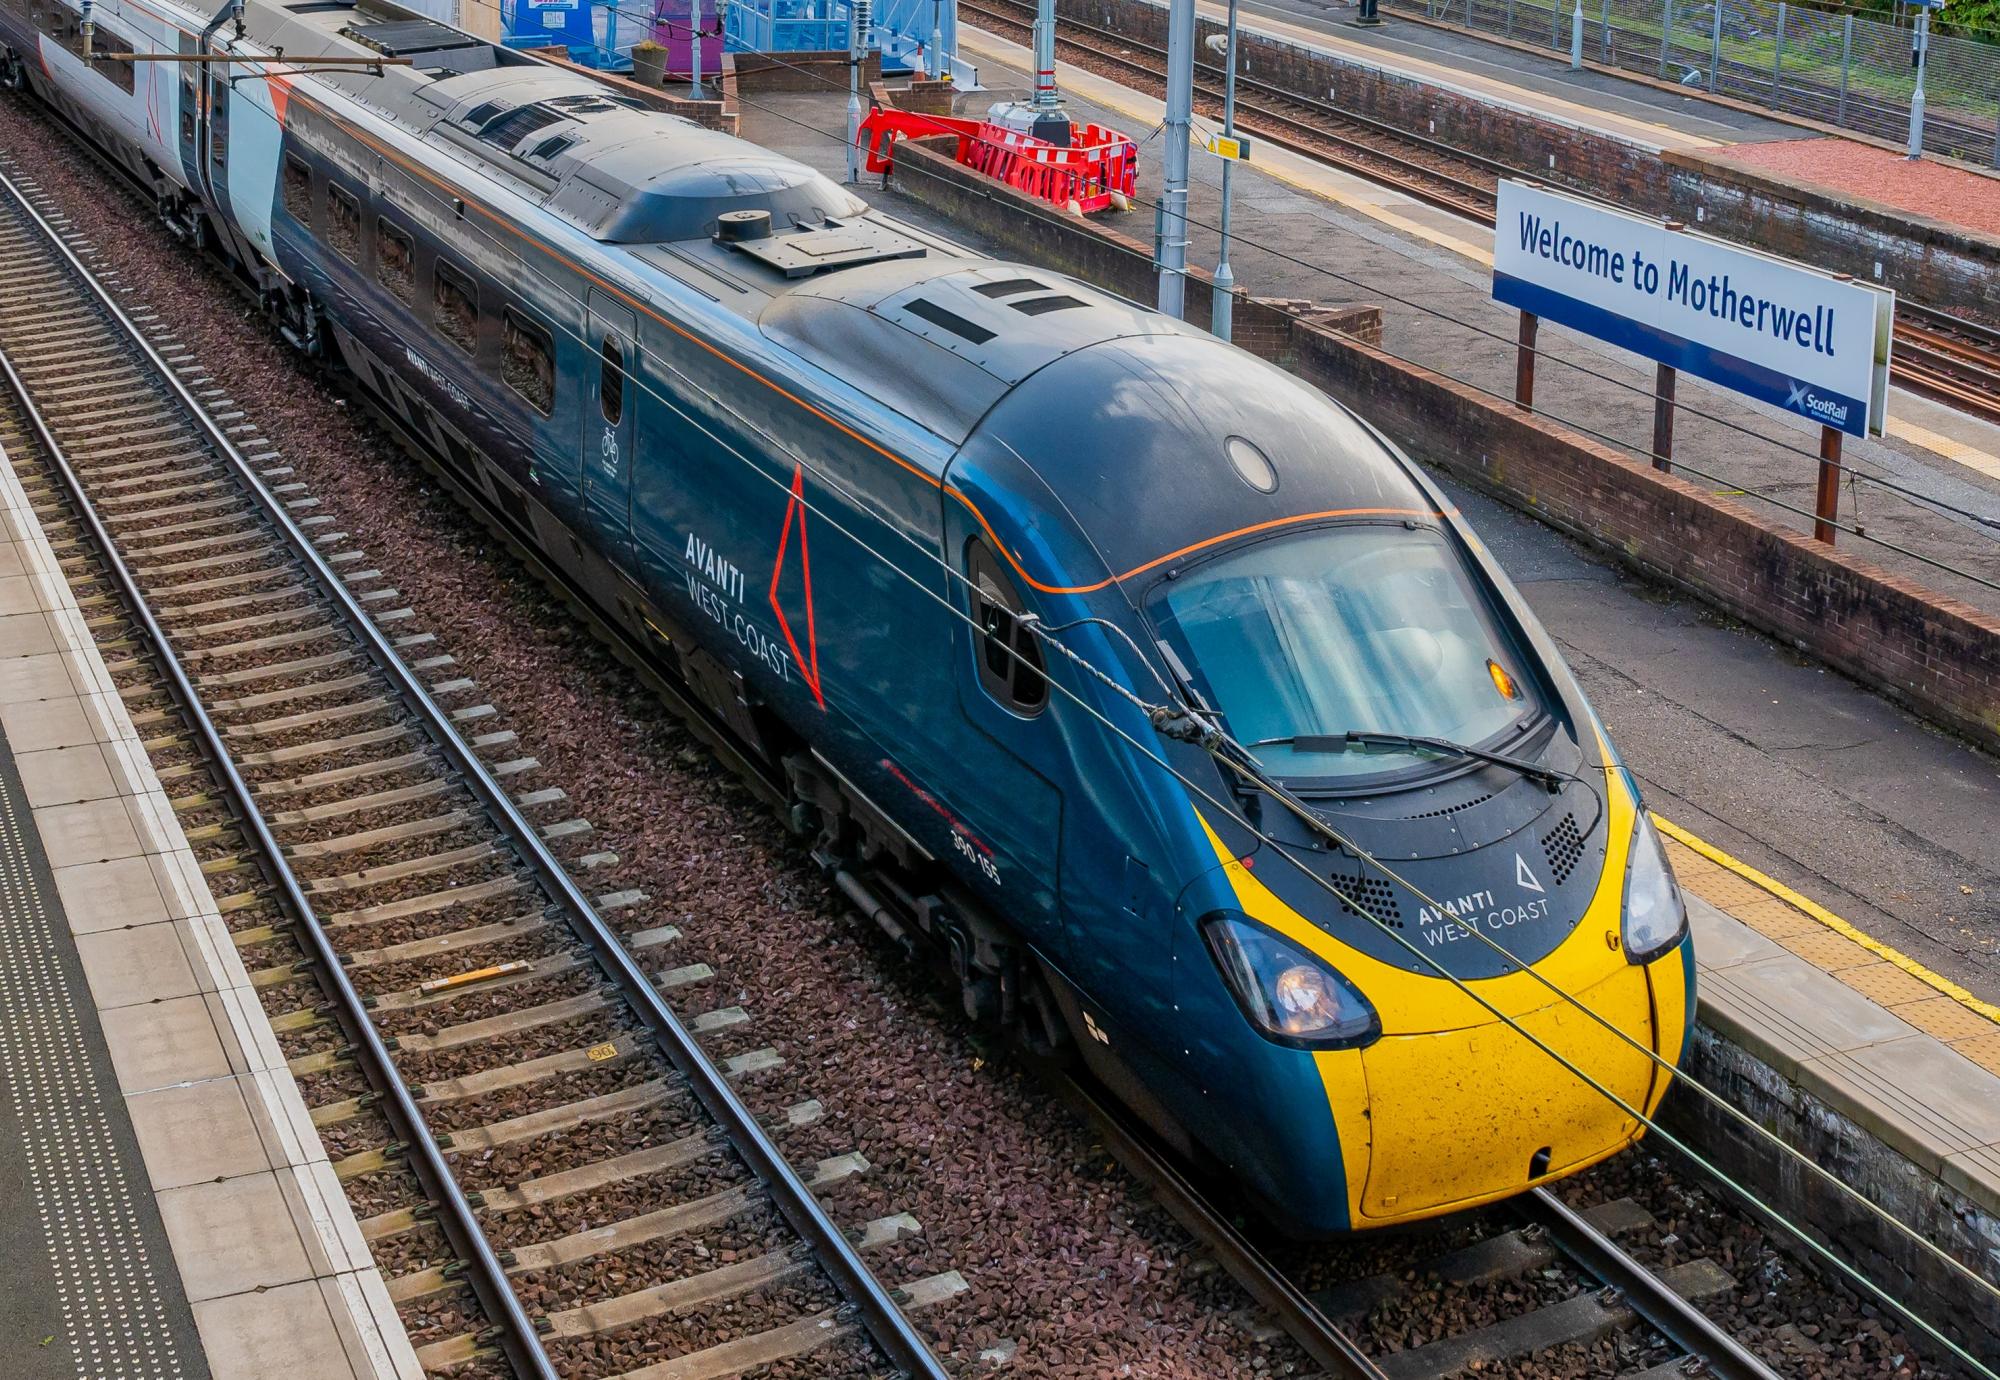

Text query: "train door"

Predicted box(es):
[583, 288, 636, 569]
[175, 30, 200, 189]
[202, 48, 228, 205]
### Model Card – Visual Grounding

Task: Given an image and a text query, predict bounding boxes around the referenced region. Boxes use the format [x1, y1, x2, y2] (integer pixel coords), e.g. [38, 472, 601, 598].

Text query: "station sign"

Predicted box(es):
[1492, 180, 1894, 437]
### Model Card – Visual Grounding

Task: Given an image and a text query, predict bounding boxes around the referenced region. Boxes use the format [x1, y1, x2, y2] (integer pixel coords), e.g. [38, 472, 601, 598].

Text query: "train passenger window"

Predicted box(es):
[211, 126, 226, 166]
[966, 538, 1047, 714]
[433, 260, 478, 353]
[501, 310, 555, 417]
[598, 338, 623, 424]
[327, 184, 361, 262]
[377, 220, 414, 304]
[91, 26, 135, 94]
[282, 156, 311, 224]
[180, 76, 196, 142]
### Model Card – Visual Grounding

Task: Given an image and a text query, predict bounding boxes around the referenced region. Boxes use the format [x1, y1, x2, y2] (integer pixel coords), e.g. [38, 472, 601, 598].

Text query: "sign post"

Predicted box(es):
[1816, 427, 1843, 543]
[1651, 363, 1675, 471]
[1491, 181, 1894, 539]
[1515, 310, 1537, 409]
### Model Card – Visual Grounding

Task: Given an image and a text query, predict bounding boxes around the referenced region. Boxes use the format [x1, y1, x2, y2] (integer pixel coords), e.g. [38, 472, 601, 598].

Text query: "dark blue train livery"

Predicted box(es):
[0, 0, 1694, 1232]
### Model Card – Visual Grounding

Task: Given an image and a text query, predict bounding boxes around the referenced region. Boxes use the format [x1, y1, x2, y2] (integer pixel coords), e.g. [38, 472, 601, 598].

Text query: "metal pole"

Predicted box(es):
[1815, 426, 1842, 542]
[1157, 0, 1194, 319]
[1571, 0, 1583, 67]
[846, 0, 868, 183]
[690, 0, 703, 97]
[1906, 5, 1929, 160]
[1600, 0, 1610, 61]
[1838, 14, 1851, 124]
[1651, 362, 1675, 471]
[1659, 0, 1671, 78]
[1772, 1, 1784, 100]
[1706, 0, 1721, 92]
[1213, 0, 1240, 342]
[1032, 0, 1057, 106]
[1515, 311, 1538, 408]
[931, 0, 945, 78]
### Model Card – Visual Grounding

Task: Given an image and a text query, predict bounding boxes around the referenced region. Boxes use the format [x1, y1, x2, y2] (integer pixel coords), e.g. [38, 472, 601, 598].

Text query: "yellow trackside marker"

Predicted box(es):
[585, 1042, 620, 1062]
[1205, 132, 1251, 162]
[1655, 813, 2000, 1026]
[418, 960, 531, 996]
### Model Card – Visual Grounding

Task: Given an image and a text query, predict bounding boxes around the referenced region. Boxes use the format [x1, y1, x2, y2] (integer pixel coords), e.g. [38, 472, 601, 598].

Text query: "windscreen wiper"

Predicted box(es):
[1246, 730, 1568, 791]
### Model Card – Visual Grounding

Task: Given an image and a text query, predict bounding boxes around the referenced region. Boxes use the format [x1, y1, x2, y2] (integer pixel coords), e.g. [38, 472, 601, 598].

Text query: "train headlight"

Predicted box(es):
[1621, 813, 1687, 963]
[1200, 912, 1380, 1048]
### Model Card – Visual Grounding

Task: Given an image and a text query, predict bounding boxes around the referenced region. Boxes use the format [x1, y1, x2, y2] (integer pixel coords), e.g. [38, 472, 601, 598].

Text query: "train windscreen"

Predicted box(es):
[1148, 523, 1539, 784]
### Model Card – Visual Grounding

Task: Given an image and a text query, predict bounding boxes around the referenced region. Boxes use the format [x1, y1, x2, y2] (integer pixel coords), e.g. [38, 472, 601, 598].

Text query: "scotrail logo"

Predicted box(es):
[1785, 379, 1850, 428]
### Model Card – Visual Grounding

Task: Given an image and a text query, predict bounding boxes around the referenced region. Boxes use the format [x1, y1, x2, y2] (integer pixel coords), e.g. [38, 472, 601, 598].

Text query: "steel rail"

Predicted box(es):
[1049, 1070, 1388, 1380]
[0, 169, 563, 1380]
[962, 0, 1501, 220]
[1524, 1188, 1784, 1380]
[0, 168, 950, 1379]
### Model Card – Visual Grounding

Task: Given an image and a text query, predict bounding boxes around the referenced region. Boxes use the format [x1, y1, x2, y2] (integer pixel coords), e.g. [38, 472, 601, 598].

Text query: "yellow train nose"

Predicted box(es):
[1353, 965, 1659, 1224]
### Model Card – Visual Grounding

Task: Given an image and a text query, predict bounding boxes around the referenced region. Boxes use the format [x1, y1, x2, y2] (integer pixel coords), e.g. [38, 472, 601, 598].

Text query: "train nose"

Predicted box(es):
[1351, 964, 1658, 1223]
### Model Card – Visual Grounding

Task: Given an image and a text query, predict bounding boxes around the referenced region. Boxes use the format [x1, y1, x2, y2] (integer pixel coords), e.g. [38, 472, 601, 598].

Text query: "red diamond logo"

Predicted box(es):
[769, 464, 824, 710]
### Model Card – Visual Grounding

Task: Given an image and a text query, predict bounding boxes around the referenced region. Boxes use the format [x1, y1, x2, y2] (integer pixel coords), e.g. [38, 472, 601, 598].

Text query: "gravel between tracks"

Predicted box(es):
[0, 91, 1969, 1380]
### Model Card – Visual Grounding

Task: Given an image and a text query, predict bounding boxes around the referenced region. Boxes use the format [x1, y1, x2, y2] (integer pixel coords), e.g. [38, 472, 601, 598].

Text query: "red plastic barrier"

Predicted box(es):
[857, 105, 1137, 215]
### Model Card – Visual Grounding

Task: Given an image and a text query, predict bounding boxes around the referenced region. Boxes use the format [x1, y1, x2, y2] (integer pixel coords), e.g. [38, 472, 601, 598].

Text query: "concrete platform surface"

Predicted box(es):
[1186, 0, 2000, 237]
[0, 441, 420, 1380]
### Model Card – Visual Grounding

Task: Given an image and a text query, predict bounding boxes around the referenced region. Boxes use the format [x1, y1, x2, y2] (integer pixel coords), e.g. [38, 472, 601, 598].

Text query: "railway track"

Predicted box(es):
[0, 159, 962, 1380]
[962, 0, 2000, 428]
[1054, 1071, 1784, 1380]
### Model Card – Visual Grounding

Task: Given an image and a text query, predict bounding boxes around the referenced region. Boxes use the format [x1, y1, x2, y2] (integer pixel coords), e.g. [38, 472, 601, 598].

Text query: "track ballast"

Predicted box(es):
[0, 155, 961, 1380]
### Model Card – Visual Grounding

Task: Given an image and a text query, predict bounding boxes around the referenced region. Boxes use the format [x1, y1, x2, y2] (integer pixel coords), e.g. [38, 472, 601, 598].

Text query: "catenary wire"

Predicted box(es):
[181, 37, 2000, 1364]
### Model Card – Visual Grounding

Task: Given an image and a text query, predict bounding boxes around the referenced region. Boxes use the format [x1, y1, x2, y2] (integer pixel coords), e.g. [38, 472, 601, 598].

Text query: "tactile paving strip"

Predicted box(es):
[0, 732, 206, 1379]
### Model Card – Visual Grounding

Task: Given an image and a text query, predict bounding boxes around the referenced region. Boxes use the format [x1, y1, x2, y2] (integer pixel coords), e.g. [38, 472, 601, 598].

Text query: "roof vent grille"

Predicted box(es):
[1011, 294, 1087, 316]
[904, 298, 995, 345]
[478, 104, 567, 149]
[973, 277, 1049, 298]
[461, 100, 505, 127]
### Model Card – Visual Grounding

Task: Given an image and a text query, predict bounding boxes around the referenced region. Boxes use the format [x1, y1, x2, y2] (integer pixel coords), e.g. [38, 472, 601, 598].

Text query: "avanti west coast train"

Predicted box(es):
[0, 0, 1695, 1232]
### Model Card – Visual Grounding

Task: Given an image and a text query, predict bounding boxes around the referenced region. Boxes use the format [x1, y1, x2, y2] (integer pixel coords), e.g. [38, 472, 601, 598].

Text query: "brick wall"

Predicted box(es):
[1063, 0, 2000, 327]
[732, 49, 879, 92]
[886, 134, 2000, 749]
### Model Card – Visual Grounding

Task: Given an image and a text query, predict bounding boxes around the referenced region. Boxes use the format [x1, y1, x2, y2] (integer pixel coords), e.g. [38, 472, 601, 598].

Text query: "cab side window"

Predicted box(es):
[966, 538, 1047, 714]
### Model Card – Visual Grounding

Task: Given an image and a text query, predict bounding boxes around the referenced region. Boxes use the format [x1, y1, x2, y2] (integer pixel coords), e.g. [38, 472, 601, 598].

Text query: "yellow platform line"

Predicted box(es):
[1656, 812, 2000, 1026]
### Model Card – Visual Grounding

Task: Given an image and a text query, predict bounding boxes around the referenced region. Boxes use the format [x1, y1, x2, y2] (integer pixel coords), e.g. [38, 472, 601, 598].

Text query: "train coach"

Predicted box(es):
[0, 0, 1694, 1233]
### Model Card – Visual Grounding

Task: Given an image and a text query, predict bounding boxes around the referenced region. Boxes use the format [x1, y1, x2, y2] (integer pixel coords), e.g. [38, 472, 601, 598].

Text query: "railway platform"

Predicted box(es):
[0, 436, 419, 1380]
[1170, 0, 2000, 239]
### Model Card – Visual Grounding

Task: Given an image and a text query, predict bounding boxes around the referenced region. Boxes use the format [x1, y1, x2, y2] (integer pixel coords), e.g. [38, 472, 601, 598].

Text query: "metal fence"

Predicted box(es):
[1396, 0, 2000, 165]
